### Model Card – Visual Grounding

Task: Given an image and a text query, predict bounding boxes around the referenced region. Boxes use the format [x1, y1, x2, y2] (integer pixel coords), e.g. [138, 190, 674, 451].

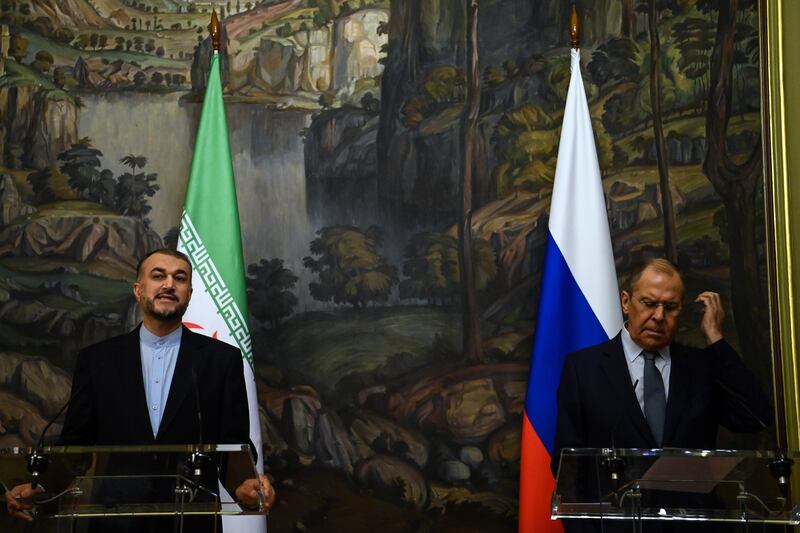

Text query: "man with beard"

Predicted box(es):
[6, 249, 275, 530]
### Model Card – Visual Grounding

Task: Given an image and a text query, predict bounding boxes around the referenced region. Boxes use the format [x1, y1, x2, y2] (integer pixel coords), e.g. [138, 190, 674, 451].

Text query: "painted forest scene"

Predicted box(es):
[0, 0, 769, 531]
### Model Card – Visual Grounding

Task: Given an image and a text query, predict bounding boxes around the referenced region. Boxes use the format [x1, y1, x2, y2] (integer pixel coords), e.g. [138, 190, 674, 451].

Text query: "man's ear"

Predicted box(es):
[132, 282, 142, 302]
[620, 290, 630, 315]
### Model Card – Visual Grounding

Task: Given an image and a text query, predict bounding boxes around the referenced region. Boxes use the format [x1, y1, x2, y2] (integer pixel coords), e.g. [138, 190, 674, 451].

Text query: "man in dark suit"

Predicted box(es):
[551, 258, 771, 531]
[553, 258, 771, 459]
[6, 249, 276, 529]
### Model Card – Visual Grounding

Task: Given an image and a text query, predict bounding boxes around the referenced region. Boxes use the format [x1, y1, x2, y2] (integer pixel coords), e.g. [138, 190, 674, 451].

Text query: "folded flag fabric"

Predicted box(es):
[178, 51, 267, 533]
[518, 48, 622, 532]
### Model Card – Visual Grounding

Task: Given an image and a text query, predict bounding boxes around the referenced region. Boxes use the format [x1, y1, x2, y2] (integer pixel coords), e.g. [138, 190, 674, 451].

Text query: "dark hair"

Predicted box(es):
[623, 258, 683, 294]
[136, 248, 192, 279]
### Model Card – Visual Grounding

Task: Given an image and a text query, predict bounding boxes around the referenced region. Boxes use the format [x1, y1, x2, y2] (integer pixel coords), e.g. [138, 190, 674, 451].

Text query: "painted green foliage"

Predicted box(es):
[247, 258, 299, 329]
[400, 232, 496, 305]
[303, 225, 397, 308]
[401, 66, 465, 128]
[492, 105, 558, 195]
[52, 143, 159, 221]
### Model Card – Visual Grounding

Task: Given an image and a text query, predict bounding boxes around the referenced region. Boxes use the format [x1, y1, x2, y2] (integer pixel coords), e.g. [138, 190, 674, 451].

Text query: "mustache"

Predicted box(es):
[155, 291, 178, 300]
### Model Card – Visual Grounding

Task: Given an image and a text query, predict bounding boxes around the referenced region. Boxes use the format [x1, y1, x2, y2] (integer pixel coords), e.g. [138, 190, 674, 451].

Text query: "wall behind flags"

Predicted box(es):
[0, 0, 772, 530]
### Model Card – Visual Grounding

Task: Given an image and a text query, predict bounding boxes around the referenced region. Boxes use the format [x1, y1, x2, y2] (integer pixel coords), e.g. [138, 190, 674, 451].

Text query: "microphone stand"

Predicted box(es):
[714, 379, 793, 503]
[603, 379, 639, 503]
[187, 366, 210, 499]
[22, 381, 86, 522]
[174, 366, 212, 533]
[27, 384, 80, 490]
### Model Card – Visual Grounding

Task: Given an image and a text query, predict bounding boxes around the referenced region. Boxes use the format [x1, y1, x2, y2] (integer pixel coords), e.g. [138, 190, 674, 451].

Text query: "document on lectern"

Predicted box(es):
[637, 455, 741, 493]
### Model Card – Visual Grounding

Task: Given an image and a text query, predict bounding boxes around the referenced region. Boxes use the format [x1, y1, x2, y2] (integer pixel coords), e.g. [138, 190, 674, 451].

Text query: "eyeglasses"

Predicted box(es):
[638, 298, 681, 315]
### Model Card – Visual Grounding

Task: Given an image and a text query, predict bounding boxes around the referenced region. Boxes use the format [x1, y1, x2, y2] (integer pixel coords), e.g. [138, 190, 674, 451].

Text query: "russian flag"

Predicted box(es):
[518, 48, 622, 532]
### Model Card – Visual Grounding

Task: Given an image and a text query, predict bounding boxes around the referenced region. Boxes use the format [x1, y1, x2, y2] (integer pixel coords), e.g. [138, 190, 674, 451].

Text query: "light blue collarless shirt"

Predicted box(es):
[620, 326, 671, 415]
[139, 325, 182, 438]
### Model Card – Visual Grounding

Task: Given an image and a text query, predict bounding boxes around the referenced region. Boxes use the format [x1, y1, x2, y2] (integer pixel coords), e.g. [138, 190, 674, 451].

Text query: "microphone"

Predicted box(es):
[769, 453, 793, 499]
[191, 366, 204, 447]
[188, 366, 210, 493]
[715, 379, 792, 498]
[27, 381, 87, 489]
[604, 379, 639, 497]
[610, 379, 639, 453]
[714, 378, 768, 430]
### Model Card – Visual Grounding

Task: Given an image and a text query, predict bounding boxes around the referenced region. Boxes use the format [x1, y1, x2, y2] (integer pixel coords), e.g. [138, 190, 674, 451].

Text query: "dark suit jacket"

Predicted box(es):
[58, 324, 253, 533]
[552, 333, 771, 475]
[60, 324, 251, 449]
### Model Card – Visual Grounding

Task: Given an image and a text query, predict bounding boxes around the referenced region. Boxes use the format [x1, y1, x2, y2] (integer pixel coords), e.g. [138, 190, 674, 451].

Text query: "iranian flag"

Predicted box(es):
[177, 51, 266, 532]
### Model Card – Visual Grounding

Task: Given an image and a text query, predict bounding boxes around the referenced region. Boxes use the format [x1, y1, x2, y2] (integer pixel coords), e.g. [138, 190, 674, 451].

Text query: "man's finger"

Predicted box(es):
[695, 291, 720, 302]
[9, 511, 34, 522]
[7, 499, 35, 522]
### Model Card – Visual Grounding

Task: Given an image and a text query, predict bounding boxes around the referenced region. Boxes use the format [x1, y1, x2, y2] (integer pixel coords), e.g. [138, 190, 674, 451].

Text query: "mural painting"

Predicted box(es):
[0, 0, 768, 531]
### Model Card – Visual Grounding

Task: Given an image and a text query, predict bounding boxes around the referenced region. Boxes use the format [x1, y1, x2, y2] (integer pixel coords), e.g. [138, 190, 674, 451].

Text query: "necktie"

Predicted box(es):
[643, 350, 666, 446]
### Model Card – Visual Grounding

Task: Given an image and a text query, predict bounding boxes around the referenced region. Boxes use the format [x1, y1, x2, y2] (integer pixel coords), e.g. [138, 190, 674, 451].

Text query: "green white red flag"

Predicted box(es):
[177, 51, 266, 532]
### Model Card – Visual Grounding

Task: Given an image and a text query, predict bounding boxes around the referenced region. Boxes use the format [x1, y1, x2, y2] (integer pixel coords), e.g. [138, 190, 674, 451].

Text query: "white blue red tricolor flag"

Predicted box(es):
[518, 48, 622, 532]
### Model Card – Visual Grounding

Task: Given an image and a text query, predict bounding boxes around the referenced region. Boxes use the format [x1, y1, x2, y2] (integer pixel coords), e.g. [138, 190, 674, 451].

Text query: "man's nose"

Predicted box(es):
[162, 276, 176, 288]
[652, 305, 665, 320]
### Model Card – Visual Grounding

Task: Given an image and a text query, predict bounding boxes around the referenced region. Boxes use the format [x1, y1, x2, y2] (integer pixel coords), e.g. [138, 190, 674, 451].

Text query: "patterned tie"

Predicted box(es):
[643, 350, 666, 446]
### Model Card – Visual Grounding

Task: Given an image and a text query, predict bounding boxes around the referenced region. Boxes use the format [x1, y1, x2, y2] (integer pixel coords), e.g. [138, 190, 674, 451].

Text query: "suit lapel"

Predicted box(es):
[157, 326, 204, 441]
[662, 345, 690, 446]
[119, 325, 156, 442]
[599, 335, 656, 446]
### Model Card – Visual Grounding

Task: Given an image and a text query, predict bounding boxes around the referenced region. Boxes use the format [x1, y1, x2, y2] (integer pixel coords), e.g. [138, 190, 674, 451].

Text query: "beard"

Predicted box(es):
[141, 293, 189, 322]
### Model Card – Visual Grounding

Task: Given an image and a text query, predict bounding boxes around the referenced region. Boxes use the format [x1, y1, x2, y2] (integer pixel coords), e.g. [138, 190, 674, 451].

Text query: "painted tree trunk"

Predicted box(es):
[647, 0, 679, 264]
[704, 0, 768, 373]
[459, 0, 483, 363]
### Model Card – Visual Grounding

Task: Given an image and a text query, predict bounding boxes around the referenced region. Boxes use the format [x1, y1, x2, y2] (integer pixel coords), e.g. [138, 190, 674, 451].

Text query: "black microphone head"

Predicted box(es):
[768, 454, 794, 499]
[26, 450, 49, 490]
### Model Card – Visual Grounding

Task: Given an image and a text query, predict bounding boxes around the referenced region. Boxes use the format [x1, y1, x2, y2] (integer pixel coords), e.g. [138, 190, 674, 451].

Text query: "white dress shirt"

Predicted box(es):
[139, 325, 181, 438]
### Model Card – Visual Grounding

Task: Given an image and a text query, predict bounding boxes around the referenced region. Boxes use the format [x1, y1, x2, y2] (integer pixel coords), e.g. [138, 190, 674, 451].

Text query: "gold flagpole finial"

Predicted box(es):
[209, 10, 221, 52]
[569, 4, 580, 49]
